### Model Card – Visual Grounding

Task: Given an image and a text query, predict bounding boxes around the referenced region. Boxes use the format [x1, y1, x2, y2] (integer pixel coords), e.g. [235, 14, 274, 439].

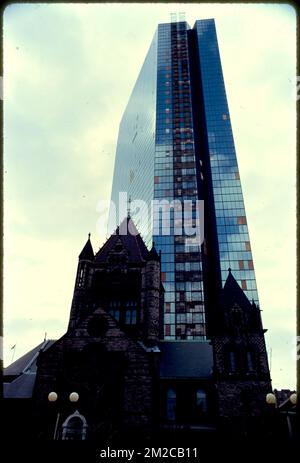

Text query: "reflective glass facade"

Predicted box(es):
[110, 19, 259, 340]
[194, 20, 258, 303]
[153, 22, 206, 340]
[109, 31, 158, 247]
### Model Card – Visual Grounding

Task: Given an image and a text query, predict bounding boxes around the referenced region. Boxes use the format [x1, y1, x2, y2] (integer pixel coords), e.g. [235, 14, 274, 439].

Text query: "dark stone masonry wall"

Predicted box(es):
[33, 308, 159, 441]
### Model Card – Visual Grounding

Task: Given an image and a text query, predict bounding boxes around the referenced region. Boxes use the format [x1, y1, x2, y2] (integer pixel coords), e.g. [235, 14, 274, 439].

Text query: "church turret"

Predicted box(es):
[76, 233, 94, 289]
[146, 244, 160, 262]
[68, 234, 94, 330]
[143, 244, 161, 344]
[79, 233, 94, 261]
[211, 269, 272, 435]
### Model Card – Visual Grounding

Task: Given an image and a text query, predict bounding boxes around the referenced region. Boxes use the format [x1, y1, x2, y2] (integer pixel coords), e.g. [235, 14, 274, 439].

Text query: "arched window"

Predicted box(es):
[196, 389, 207, 413]
[125, 308, 137, 324]
[109, 301, 121, 322]
[231, 305, 242, 326]
[125, 301, 138, 325]
[166, 388, 176, 421]
[114, 243, 123, 253]
[61, 411, 88, 441]
[78, 267, 84, 287]
[246, 350, 255, 372]
[108, 301, 138, 325]
[228, 350, 237, 373]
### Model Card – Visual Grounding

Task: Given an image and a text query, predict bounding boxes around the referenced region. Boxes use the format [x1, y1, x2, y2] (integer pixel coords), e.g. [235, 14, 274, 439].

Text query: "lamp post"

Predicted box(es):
[266, 393, 277, 406]
[47, 391, 79, 440]
[265, 392, 297, 439]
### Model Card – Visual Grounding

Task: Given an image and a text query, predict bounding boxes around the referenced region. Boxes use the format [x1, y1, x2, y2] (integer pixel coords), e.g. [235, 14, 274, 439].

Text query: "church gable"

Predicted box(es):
[34, 307, 158, 440]
[106, 238, 129, 264]
[38, 307, 152, 367]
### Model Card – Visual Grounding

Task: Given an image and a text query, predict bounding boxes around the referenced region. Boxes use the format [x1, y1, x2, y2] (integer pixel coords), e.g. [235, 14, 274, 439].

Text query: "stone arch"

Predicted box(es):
[61, 410, 88, 441]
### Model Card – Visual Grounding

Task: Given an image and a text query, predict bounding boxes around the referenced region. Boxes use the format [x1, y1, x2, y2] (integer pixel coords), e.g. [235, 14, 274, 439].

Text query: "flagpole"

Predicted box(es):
[11, 344, 16, 363]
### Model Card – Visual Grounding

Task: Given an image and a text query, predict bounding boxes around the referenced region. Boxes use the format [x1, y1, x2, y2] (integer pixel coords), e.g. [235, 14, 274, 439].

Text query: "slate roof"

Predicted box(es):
[4, 339, 213, 399]
[4, 374, 37, 399]
[95, 216, 149, 263]
[158, 341, 213, 379]
[146, 244, 160, 262]
[4, 340, 56, 377]
[4, 340, 56, 399]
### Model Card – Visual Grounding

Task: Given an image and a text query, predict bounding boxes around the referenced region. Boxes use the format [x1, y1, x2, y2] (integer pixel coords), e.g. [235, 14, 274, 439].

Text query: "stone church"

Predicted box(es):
[4, 217, 272, 443]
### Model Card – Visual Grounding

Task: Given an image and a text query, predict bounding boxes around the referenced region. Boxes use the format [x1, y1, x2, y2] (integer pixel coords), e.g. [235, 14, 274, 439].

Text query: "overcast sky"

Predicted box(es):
[3, 3, 296, 390]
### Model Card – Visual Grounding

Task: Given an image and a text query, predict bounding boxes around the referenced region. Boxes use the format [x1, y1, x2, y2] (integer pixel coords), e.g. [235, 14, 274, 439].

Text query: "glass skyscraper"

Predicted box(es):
[109, 19, 258, 340]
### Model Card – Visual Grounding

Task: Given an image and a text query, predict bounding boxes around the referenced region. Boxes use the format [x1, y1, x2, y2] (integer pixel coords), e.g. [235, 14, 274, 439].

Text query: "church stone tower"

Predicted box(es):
[68, 216, 163, 341]
[211, 269, 272, 436]
[142, 245, 162, 345]
[68, 233, 94, 329]
[32, 217, 164, 442]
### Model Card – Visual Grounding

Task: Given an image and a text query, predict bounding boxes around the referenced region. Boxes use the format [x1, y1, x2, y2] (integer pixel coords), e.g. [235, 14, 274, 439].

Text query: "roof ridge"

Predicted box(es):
[95, 231, 117, 257]
[132, 222, 143, 260]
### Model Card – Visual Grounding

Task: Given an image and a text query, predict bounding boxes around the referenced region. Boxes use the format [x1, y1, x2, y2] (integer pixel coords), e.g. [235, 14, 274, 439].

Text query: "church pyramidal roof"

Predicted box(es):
[94, 216, 151, 263]
[214, 268, 263, 333]
[221, 268, 254, 311]
[79, 233, 94, 260]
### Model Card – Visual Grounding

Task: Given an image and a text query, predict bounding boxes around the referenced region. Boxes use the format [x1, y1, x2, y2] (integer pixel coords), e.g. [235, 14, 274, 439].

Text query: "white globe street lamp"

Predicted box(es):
[48, 391, 58, 402]
[266, 393, 277, 405]
[69, 392, 79, 403]
[266, 391, 297, 439]
[47, 390, 79, 439]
